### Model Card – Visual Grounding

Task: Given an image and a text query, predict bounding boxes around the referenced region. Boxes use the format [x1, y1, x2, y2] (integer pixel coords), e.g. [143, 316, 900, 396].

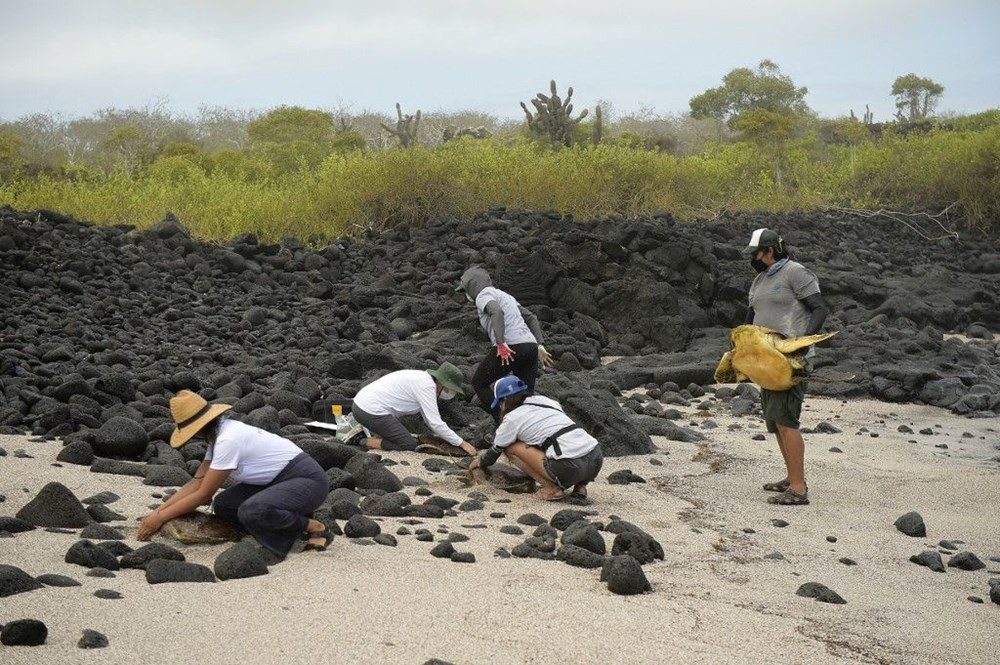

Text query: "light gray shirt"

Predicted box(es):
[475, 286, 537, 346]
[748, 259, 821, 348]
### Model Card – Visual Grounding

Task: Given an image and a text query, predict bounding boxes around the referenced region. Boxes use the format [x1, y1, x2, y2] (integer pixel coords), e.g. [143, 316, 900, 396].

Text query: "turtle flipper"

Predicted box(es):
[773, 331, 837, 354]
[714, 350, 736, 383]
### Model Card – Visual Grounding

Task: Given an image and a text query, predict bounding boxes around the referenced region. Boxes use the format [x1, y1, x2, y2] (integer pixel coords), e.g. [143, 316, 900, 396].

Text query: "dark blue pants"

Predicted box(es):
[213, 453, 328, 557]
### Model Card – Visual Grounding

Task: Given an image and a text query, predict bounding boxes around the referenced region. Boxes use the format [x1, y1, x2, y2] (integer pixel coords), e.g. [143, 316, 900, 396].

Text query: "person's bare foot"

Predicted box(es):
[365, 436, 383, 450]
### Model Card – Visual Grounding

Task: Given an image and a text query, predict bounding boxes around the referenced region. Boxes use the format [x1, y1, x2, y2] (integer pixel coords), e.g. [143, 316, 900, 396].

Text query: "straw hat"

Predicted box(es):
[169, 389, 231, 448]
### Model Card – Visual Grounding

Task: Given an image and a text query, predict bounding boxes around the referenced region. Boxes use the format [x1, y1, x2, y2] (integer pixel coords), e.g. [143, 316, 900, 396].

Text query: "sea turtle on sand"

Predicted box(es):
[414, 433, 475, 457]
[714, 324, 838, 391]
[160, 511, 244, 545]
[458, 462, 537, 494]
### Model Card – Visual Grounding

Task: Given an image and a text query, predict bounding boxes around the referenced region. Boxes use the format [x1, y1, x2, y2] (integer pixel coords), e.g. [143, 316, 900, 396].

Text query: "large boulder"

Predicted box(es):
[16, 482, 91, 527]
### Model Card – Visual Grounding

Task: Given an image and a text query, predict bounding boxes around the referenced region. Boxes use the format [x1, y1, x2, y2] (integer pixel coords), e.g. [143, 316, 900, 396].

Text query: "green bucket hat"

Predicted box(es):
[427, 362, 467, 395]
[742, 228, 782, 256]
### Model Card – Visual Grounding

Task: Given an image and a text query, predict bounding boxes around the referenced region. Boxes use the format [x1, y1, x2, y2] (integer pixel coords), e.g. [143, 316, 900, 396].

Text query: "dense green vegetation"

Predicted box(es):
[1, 67, 997, 240]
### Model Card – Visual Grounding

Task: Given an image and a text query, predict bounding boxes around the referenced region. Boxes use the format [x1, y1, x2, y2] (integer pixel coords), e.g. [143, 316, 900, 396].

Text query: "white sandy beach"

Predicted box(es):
[1, 394, 998, 665]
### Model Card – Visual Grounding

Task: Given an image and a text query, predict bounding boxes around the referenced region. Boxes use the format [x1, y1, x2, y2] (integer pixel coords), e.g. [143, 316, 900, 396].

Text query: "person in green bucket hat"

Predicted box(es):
[350, 361, 477, 455]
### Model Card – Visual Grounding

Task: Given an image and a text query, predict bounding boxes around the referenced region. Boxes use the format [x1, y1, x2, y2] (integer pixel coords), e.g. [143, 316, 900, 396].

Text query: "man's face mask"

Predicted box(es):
[750, 257, 768, 273]
[439, 389, 456, 401]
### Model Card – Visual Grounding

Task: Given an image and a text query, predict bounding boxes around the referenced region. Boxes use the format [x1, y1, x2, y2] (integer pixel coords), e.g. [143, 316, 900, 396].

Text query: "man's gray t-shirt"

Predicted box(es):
[748, 259, 821, 348]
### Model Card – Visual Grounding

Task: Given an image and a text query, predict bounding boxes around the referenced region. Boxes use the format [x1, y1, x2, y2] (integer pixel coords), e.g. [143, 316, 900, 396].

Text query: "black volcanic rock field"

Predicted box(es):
[1, 204, 999, 468]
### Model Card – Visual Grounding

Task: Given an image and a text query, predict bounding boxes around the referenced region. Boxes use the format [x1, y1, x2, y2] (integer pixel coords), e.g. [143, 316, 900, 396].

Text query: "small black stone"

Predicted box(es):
[771, 519, 789, 528]
[373, 533, 397, 547]
[430, 542, 455, 559]
[78, 629, 109, 649]
[93, 588, 122, 599]
[796, 582, 846, 604]
[838, 558, 857, 566]
[948, 551, 985, 571]
[826, 535, 837, 543]
[1, 618, 47, 646]
[450, 551, 475, 563]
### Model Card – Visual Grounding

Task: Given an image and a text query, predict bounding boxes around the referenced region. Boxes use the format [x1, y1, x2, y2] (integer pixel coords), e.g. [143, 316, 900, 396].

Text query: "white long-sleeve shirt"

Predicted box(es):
[352, 370, 463, 446]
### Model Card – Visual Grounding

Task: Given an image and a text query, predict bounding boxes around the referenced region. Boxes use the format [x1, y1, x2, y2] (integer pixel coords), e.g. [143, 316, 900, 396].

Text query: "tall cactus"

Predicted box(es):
[520, 80, 589, 147]
[380, 103, 421, 148]
[592, 104, 603, 145]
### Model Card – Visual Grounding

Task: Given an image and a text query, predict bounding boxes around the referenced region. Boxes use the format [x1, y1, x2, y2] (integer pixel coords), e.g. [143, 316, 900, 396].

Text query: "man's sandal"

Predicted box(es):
[762, 480, 790, 492]
[766, 489, 809, 506]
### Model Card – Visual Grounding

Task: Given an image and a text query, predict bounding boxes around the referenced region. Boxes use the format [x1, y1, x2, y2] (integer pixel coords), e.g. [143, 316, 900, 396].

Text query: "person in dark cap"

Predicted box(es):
[457, 266, 553, 423]
[742, 228, 830, 506]
[351, 362, 477, 455]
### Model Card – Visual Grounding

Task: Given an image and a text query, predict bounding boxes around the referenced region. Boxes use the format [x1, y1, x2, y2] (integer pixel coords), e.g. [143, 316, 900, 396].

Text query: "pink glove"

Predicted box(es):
[496, 343, 515, 365]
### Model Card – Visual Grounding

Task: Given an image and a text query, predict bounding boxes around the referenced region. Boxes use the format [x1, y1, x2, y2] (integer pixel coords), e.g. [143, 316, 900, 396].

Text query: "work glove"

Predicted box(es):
[538, 344, 553, 368]
[496, 343, 514, 365]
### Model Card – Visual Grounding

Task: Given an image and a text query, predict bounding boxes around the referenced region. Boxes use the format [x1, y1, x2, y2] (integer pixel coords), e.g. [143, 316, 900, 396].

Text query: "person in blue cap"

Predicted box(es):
[742, 228, 830, 506]
[469, 375, 603, 501]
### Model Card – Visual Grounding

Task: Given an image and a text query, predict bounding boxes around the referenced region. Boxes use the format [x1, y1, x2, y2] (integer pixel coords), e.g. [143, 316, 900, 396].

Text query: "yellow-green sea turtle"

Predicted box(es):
[414, 433, 474, 457]
[714, 324, 838, 391]
[458, 462, 537, 494]
[160, 511, 244, 545]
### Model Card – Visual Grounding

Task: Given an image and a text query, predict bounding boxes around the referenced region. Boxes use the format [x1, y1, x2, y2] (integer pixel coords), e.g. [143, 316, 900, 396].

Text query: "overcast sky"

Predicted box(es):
[2, 0, 997, 123]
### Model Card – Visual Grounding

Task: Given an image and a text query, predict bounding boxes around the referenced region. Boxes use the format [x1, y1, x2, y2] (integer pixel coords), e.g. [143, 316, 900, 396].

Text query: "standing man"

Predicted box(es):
[457, 266, 553, 423]
[742, 228, 829, 506]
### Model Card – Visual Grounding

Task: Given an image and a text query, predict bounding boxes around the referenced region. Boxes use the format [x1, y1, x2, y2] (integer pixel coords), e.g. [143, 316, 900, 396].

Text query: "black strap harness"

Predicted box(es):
[525, 401, 581, 457]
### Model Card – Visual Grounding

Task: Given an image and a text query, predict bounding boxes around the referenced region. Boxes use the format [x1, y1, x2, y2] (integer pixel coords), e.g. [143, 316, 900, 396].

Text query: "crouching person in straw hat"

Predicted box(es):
[137, 390, 333, 556]
[351, 361, 478, 455]
[468, 375, 604, 501]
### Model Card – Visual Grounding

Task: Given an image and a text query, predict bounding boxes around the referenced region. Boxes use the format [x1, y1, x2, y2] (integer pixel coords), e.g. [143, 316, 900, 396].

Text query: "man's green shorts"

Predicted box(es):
[760, 382, 807, 432]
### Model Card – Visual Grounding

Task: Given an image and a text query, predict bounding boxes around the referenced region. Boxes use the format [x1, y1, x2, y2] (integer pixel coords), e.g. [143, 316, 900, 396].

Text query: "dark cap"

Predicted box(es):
[741, 228, 782, 256]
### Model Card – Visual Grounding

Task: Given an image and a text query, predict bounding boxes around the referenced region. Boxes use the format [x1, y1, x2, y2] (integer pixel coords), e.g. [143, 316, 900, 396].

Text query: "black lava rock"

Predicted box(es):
[948, 551, 986, 571]
[606, 469, 647, 485]
[15, 481, 91, 527]
[550, 509, 587, 531]
[373, 533, 398, 547]
[65, 540, 120, 570]
[611, 531, 664, 564]
[430, 542, 456, 559]
[214, 542, 269, 581]
[145, 559, 216, 584]
[601, 555, 651, 595]
[86, 504, 127, 523]
[894, 511, 926, 537]
[344, 453, 403, 492]
[343, 514, 381, 538]
[35, 573, 81, 587]
[796, 582, 846, 604]
[0, 565, 44, 597]
[557, 544, 606, 569]
[78, 629, 109, 649]
[450, 551, 475, 563]
[80, 523, 125, 540]
[909, 550, 946, 573]
[93, 588, 122, 599]
[0, 516, 36, 534]
[561, 521, 606, 556]
[1, 618, 47, 646]
[120, 542, 185, 570]
[93, 416, 149, 458]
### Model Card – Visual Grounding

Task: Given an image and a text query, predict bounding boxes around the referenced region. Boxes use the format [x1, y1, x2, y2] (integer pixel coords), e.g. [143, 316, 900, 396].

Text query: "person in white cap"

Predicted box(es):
[137, 390, 332, 557]
[742, 228, 829, 506]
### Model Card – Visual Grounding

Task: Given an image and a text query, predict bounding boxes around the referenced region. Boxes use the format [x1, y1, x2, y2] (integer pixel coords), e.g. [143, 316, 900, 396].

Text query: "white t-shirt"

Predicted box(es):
[205, 419, 302, 485]
[352, 370, 463, 446]
[494, 396, 598, 459]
